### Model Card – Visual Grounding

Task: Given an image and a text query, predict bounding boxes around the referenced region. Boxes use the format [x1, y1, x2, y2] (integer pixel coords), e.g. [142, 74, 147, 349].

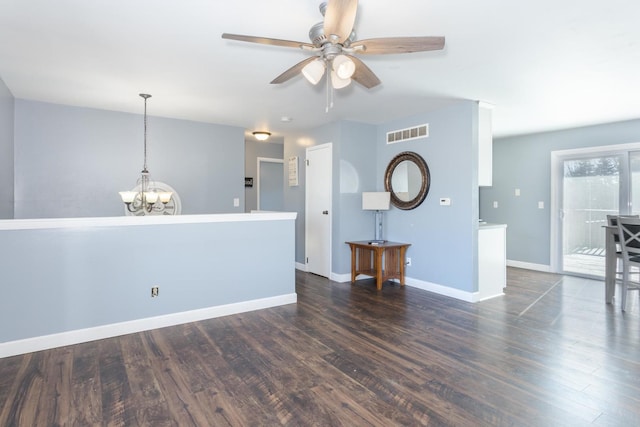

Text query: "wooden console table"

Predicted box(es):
[346, 241, 411, 290]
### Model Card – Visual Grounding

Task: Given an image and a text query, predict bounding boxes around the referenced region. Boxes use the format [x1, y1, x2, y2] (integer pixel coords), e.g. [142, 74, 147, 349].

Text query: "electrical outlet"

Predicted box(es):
[151, 286, 159, 297]
[233, 198, 240, 207]
[493, 201, 499, 208]
[406, 257, 412, 266]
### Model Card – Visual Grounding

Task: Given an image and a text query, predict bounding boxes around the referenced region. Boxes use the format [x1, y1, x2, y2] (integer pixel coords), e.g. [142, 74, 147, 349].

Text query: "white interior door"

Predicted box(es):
[257, 157, 284, 211]
[305, 143, 332, 278]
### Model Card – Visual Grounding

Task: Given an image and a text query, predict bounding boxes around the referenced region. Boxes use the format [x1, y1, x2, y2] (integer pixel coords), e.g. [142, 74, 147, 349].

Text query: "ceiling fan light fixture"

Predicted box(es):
[302, 59, 326, 85]
[252, 131, 271, 141]
[330, 70, 351, 89]
[333, 54, 356, 79]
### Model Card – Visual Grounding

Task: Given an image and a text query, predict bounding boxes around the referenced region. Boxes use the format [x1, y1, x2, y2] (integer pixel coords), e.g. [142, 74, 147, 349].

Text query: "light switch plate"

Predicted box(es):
[515, 188, 521, 196]
[538, 201, 544, 209]
[233, 198, 239, 207]
[493, 201, 499, 208]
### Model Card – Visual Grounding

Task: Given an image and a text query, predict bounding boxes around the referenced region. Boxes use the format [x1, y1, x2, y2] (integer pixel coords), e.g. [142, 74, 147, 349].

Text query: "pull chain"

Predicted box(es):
[325, 68, 334, 113]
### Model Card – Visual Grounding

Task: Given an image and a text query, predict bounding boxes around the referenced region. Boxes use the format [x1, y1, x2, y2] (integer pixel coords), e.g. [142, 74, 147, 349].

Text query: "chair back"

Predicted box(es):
[607, 215, 639, 243]
[617, 217, 640, 260]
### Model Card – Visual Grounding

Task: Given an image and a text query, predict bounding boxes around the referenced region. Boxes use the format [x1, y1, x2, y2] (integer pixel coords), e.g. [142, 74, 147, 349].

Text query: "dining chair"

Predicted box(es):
[606, 215, 639, 277]
[615, 216, 640, 311]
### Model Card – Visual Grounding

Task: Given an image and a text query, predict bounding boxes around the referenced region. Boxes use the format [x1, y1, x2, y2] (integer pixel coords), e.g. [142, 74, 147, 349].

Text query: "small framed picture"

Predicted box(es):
[245, 177, 253, 187]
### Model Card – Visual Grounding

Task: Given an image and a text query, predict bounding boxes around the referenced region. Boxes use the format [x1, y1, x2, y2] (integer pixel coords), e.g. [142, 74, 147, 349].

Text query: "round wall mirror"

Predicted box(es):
[384, 151, 430, 210]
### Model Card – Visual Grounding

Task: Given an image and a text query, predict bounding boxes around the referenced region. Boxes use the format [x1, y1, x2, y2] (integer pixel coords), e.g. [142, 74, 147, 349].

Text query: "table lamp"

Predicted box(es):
[362, 192, 391, 243]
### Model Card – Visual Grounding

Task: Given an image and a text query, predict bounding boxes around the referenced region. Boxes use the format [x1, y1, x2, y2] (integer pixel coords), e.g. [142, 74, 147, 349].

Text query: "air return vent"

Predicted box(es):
[386, 124, 429, 144]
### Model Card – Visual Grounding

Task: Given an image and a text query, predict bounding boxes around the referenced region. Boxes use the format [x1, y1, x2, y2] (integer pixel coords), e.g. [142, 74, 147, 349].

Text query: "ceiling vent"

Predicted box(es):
[386, 124, 428, 144]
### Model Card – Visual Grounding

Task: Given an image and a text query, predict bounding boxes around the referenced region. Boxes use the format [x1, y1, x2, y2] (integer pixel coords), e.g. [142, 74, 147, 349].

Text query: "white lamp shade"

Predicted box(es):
[333, 54, 356, 79]
[302, 59, 326, 85]
[362, 192, 390, 210]
[144, 191, 159, 204]
[331, 70, 351, 89]
[119, 191, 137, 203]
[158, 192, 173, 203]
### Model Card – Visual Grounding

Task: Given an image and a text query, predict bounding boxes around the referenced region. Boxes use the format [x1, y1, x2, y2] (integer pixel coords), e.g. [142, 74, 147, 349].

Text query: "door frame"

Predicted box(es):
[305, 143, 333, 278]
[550, 142, 640, 273]
[256, 157, 284, 211]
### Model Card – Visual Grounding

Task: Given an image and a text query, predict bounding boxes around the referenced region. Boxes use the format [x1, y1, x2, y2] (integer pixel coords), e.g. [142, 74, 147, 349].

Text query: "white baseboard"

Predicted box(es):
[331, 272, 351, 283]
[294, 264, 350, 283]
[507, 260, 552, 272]
[0, 293, 297, 358]
[403, 276, 478, 302]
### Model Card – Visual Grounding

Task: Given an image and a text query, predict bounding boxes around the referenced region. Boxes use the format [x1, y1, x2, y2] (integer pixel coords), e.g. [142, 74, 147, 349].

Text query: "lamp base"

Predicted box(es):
[374, 210, 384, 241]
[368, 239, 387, 246]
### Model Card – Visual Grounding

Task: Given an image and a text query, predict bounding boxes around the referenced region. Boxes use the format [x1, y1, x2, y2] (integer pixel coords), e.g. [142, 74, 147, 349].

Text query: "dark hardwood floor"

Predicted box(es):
[1, 268, 639, 426]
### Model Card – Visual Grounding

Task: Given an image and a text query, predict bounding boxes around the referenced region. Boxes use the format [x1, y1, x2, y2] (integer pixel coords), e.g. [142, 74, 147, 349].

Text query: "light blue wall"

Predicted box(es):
[284, 102, 479, 293]
[244, 140, 283, 212]
[0, 76, 14, 219]
[378, 101, 479, 292]
[334, 121, 379, 274]
[480, 119, 640, 266]
[0, 218, 295, 342]
[283, 121, 377, 270]
[14, 100, 245, 218]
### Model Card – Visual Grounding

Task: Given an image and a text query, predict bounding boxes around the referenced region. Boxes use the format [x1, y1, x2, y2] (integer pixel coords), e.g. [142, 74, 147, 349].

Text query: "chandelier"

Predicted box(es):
[119, 94, 175, 215]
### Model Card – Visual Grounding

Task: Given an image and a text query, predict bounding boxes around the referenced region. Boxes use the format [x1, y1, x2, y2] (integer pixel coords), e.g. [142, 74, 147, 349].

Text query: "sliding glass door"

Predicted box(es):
[561, 155, 623, 276]
[554, 147, 640, 278]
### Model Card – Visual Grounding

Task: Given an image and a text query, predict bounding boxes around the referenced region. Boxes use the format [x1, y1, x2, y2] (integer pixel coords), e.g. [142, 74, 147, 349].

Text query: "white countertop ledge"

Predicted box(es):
[0, 212, 298, 231]
[479, 223, 508, 229]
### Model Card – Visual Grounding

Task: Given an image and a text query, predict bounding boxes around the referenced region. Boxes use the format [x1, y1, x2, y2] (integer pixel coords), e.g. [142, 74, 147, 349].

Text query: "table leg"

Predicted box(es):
[350, 244, 356, 283]
[399, 246, 407, 286]
[605, 228, 616, 304]
[375, 248, 384, 290]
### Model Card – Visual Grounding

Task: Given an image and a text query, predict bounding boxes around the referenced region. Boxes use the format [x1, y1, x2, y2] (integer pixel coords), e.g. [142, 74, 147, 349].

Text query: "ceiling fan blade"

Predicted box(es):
[348, 55, 381, 89]
[351, 36, 445, 54]
[271, 56, 319, 84]
[323, 0, 358, 43]
[222, 33, 313, 50]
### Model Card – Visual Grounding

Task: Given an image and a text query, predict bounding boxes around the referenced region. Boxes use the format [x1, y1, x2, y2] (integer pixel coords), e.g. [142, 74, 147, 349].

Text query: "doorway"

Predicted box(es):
[257, 157, 284, 211]
[305, 143, 332, 278]
[551, 143, 640, 277]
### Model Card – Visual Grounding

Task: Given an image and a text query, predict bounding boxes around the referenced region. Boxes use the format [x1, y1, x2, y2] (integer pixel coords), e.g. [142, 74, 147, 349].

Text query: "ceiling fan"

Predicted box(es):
[221, 0, 445, 90]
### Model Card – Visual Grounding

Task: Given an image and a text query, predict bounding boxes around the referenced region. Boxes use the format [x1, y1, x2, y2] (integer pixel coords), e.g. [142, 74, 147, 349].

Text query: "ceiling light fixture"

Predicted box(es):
[330, 70, 351, 89]
[333, 55, 356, 80]
[252, 131, 271, 141]
[119, 94, 176, 216]
[302, 59, 326, 85]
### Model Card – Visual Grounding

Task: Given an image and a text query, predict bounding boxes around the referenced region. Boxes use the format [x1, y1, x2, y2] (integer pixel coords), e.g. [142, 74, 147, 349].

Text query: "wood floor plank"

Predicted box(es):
[69, 341, 104, 425]
[118, 332, 174, 426]
[98, 337, 137, 426]
[0, 352, 46, 426]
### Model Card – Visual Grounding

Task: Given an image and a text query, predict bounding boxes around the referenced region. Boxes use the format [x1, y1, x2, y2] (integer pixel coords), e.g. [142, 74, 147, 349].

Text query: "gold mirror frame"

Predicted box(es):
[384, 151, 430, 210]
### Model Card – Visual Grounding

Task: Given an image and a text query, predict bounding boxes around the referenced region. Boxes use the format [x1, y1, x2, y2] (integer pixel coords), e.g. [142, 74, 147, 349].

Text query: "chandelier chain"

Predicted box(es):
[143, 95, 148, 172]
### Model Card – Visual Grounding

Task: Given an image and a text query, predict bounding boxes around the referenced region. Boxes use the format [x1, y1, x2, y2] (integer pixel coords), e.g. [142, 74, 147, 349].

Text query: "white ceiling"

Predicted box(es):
[1, 0, 639, 139]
